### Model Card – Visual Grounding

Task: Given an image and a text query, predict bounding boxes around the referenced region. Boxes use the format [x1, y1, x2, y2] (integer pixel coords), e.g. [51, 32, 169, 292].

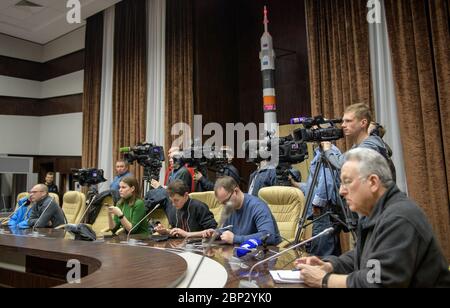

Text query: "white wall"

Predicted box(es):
[0, 26, 86, 63]
[0, 33, 43, 62]
[0, 113, 82, 156]
[39, 113, 83, 156]
[0, 115, 40, 155]
[42, 27, 86, 63]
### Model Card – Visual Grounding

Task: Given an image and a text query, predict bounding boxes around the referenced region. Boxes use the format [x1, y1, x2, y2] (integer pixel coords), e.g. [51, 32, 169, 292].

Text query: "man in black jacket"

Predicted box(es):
[28, 184, 66, 228]
[295, 148, 450, 288]
[153, 180, 217, 238]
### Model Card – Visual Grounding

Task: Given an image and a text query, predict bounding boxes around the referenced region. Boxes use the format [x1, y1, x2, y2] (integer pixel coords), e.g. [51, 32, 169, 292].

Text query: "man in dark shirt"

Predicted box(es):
[295, 148, 450, 288]
[44, 172, 59, 194]
[27, 184, 66, 228]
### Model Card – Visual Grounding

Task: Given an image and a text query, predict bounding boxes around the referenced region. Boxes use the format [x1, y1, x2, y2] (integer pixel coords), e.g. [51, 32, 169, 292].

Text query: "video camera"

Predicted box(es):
[291, 115, 344, 143]
[174, 145, 231, 174]
[71, 168, 107, 186]
[243, 135, 308, 165]
[244, 134, 308, 187]
[120, 142, 165, 181]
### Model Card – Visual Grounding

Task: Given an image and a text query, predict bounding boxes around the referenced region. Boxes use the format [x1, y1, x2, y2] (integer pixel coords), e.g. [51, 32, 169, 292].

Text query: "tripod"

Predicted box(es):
[294, 145, 357, 247]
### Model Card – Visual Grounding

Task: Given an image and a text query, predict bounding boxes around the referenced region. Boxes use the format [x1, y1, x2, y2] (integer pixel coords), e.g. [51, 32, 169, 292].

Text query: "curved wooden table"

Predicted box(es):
[0, 228, 187, 288]
[0, 227, 302, 288]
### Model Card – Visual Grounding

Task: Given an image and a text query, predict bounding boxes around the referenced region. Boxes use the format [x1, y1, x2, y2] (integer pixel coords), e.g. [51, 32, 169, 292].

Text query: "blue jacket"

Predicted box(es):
[224, 194, 281, 245]
[299, 145, 342, 217]
[110, 171, 133, 191]
[248, 166, 277, 197]
[8, 205, 33, 228]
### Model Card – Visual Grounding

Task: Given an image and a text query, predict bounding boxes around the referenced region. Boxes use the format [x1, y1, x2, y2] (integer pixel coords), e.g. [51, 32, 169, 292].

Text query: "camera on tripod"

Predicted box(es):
[291, 115, 344, 143]
[71, 168, 107, 186]
[120, 142, 165, 181]
[244, 135, 308, 186]
[175, 145, 231, 174]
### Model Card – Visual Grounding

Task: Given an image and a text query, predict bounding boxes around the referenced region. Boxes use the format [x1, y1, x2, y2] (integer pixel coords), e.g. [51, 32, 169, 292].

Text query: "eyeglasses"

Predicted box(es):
[29, 190, 45, 194]
[340, 176, 368, 190]
[220, 186, 237, 205]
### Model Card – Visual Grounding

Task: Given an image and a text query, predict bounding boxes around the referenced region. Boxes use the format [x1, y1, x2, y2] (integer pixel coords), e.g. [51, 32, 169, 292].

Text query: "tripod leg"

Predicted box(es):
[294, 159, 323, 244]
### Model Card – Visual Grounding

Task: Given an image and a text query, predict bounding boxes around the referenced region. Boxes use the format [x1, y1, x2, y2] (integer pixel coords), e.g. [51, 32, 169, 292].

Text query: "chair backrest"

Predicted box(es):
[258, 186, 305, 247]
[49, 193, 60, 206]
[62, 191, 85, 224]
[148, 208, 169, 228]
[15, 192, 30, 210]
[189, 191, 223, 223]
[91, 195, 113, 235]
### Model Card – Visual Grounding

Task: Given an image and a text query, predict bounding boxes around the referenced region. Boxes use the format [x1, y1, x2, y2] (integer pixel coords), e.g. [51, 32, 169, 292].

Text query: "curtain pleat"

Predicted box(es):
[385, 0, 450, 261]
[82, 13, 104, 169]
[112, 0, 148, 188]
[165, 0, 194, 152]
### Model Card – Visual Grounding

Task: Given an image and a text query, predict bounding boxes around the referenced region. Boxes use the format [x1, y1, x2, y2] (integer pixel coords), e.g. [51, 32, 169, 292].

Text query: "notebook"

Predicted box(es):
[269, 270, 304, 284]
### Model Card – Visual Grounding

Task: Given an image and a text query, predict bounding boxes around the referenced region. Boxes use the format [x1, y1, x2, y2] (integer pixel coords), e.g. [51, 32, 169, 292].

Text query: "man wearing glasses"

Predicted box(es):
[212, 176, 281, 246]
[27, 184, 66, 228]
[295, 148, 450, 288]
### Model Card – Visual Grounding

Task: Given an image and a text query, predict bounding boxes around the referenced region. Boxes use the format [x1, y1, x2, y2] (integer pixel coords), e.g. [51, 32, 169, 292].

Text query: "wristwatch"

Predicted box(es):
[118, 214, 125, 220]
[322, 272, 332, 288]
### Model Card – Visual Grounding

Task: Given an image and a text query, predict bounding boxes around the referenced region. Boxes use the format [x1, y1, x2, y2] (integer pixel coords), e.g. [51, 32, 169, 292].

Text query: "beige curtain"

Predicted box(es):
[165, 0, 194, 153]
[82, 13, 104, 169]
[385, 0, 450, 261]
[112, 0, 148, 185]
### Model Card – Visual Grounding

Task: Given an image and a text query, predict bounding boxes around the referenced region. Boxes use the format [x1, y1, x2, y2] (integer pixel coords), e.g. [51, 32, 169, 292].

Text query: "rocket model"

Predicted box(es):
[259, 6, 277, 133]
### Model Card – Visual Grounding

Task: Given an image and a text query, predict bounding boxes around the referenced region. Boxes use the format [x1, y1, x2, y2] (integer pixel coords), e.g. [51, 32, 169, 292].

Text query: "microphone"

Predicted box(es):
[119, 147, 132, 153]
[124, 203, 161, 245]
[17, 196, 31, 207]
[239, 227, 335, 288]
[186, 201, 234, 288]
[76, 194, 101, 225]
[234, 239, 262, 258]
[30, 196, 55, 237]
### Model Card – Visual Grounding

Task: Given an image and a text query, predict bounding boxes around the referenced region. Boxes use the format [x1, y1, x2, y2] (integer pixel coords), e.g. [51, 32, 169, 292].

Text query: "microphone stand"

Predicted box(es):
[239, 227, 334, 288]
[30, 196, 54, 237]
[186, 202, 233, 288]
[121, 203, 162, 245]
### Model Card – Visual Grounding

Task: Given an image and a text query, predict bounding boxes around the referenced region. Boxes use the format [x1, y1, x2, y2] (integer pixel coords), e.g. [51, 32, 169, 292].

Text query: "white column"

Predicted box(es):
[98, 7, 115, 193]
[369, 0, 408, 193]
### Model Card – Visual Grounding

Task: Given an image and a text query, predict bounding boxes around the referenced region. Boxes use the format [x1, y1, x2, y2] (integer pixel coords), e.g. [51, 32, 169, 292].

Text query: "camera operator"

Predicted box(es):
[110, 160, 133, 192]
[322, 104, 395, 177]
[369, 122, 396, 182]
[248, 159, 277, 197]
[194, 146, 241, 192]
[151, 147, 194, 192]
[44, 172, 59, 194]
[290, 142, 343, 257]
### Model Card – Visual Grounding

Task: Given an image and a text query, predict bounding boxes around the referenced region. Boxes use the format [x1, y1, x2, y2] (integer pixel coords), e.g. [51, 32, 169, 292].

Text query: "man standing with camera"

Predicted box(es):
[322, 104, 394, 174]
[110, 160, 133, 192]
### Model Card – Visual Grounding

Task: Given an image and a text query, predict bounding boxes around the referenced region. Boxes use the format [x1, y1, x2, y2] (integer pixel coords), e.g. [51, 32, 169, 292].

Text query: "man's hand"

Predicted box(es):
[321, 141, 332, 152]
[220, 230, 234, 244]
[170, 228, 188, 238]
[289, 175, 300, 188]
[153, 223, 169, 235]
[201, 229, 215, 238]
[193, 171, 203, 182]
[151, 179, 161, 189]
[296, 264, 327, 288]
[295, 256, 333, 273]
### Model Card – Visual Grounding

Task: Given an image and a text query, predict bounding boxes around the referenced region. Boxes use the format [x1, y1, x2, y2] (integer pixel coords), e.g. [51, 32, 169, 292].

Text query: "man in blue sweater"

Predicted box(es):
[213, 176, 281, 246]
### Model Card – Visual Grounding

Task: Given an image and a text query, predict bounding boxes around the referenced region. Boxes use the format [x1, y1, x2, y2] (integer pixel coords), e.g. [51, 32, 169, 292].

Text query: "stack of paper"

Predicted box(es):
[269, 270, 304, 284]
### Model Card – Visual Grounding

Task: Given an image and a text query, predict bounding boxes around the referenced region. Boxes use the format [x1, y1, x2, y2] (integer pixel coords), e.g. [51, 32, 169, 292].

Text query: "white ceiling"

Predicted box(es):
[0, 0, 121, 45]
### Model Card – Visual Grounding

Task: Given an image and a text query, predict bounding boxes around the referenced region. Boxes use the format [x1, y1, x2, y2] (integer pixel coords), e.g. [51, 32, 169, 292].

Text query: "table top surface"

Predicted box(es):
[0, 226, 304, 288]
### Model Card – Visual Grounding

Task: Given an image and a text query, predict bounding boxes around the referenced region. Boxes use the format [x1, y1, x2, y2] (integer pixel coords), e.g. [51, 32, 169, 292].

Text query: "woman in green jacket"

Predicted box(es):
[108, 176, 148, 235]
